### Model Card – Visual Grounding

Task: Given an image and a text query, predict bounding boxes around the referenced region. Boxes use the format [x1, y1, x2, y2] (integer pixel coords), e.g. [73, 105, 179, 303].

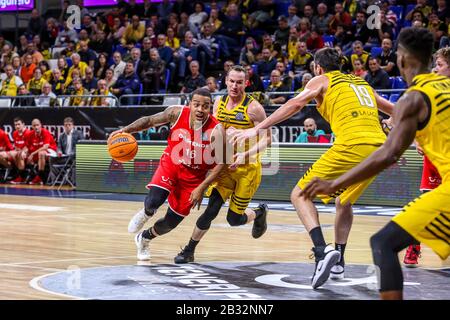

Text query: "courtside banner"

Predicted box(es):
[76, 141, 422, 207]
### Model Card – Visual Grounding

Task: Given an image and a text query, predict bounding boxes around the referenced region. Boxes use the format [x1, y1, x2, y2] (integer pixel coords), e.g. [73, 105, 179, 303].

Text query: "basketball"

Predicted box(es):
[108, 132, 138, 162]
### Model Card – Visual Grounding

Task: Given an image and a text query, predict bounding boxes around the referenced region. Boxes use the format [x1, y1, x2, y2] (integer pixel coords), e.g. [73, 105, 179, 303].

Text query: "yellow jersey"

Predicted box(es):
[216, 94, 255, 130]
[409, 73, 450, 182]
[319, 71, 386, 146]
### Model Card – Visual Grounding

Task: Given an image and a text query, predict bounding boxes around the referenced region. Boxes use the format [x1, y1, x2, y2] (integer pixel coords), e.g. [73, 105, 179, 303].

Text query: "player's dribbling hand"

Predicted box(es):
[189, 186, 205, 210]
[107, 129, 123, 144]
[300, 177, 337, 200]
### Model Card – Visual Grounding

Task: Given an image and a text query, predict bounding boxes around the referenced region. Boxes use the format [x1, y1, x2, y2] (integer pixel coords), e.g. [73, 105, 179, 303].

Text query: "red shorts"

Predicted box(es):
[147, 154, 207, 217]
[420, 155, 442, 191]
[28, 149, 58, 163]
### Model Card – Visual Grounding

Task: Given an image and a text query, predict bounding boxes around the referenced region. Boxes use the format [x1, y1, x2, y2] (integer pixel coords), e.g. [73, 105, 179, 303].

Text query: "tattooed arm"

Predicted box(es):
[109, 105, 183, 139]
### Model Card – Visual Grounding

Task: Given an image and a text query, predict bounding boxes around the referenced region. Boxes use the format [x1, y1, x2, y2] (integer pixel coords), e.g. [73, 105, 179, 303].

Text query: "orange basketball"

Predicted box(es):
[108, 132, 138, 162]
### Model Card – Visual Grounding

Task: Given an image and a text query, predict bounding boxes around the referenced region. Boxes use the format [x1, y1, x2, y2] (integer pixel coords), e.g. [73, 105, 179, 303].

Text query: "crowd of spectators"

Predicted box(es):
[0, 0, 447, 108]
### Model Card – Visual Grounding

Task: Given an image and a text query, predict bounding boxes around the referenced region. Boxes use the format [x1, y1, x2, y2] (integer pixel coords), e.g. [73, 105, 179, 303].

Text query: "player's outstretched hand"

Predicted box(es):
[189, 186, 205, 210]
[300, 177, 338, 200]
[231, 127, 258, 146]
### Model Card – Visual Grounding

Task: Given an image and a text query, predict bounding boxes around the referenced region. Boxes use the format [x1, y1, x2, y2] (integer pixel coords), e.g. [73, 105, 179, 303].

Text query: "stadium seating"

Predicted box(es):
[322, 35, 335, 47]
[262, 79, 270, 90]
[389, 93, 400, 103]
[393, 77, 407, 89]
[370, 46, 382, 58]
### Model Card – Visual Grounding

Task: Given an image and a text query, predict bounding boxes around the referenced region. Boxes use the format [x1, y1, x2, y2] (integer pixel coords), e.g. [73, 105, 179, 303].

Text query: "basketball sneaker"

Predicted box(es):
[311, 245, 341, 289]
[128, 208, 151, 233]
[403, 245, 421, 267]
[252, 203, 269, 239]
[330, 264, 345, 280]
[135, 232, 151, 261]
[10, 176, 25, 184]
[29, 175, 43, 185]
[174, 246, 195, 264]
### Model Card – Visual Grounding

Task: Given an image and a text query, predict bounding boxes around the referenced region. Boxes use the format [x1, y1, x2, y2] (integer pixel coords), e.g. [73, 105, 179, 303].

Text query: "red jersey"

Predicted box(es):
[27, 128, 57, 153]
[12, 129, 31, 150]
[0, 129, 13, 151]
[165, 106, 220, 173]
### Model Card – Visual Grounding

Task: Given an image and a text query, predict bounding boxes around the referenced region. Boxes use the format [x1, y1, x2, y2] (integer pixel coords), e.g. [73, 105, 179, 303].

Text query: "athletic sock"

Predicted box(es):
[335, 243, 346, 266]
[309, 226, 326, 248]
[142, 228, 157, 240]
[185, 238, 199, 252]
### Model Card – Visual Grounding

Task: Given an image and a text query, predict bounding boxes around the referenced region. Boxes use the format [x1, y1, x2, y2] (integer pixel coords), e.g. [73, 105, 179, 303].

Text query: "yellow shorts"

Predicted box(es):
[392, 182, 450, 260]
[206, 163, 262, 214]
[298, 144, 381, 205]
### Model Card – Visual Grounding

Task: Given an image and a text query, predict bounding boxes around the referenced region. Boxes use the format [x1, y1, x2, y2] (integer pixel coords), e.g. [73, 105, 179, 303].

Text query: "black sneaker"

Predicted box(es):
[174, 247, 195, 264]
[252, 203, 269, 239]
[311, 245, 341, 289]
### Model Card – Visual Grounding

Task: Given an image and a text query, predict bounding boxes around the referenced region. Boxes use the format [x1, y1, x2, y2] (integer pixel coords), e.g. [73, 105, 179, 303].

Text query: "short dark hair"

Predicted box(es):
[398, 27, 434, 66]
[314, 47, 341, 72]
[13, 117, 24, 124]
[64, 117, 74, 124]
[191, 88, 212, 101]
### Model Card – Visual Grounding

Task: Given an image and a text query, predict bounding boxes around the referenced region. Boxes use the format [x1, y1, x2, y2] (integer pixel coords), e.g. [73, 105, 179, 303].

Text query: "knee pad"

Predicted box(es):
[153, 208, 184, 236]
[144, 187, 169, 216]
[226, 209, 248, 227]
[196, 188, 224, 230]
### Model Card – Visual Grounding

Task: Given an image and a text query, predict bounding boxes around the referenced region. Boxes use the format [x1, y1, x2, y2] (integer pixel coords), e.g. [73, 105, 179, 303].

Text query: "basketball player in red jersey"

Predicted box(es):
[26, 118, 58, 185]
[403, 47, 450, 267]
[0, 126, 13, 168]
[9, 117, 32, 184]
[109, 88, 226, 260]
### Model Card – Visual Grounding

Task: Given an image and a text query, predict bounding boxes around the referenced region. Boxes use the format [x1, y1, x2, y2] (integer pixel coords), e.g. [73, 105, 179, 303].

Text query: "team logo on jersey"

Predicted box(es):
[235, 112, 244, 121]
[351, 111, 358, 118]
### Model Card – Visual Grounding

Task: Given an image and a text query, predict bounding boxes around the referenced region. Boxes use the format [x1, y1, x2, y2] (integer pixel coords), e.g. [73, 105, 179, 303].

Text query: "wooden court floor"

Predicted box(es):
[0, 194, 448, 300]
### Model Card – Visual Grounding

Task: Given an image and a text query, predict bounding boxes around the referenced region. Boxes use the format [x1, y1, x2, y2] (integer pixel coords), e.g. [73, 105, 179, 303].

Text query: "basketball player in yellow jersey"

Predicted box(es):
[174, 65, 272, 264]
[301, 28, 450, 300]
[234, 47, 395, 289]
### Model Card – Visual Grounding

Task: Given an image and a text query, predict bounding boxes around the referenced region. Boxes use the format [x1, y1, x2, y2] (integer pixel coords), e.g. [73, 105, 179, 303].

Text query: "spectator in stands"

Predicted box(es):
[50, 69, 65, 95]
[177, 12, 190, 39]
[57, 58, 70, 79]
[105, 69, 117, 89]
[129, 48, 146, 79]
[140, 37, 152, 63]
[306, 28, 324, 52]
[311, 2, 332, 35]
[26, 9, 45, 38]
[350, 40, 370, 71]
[287, 27, 299, 61]
[8, 117, 30, 184]
[12, 84, 35, 107]
[295, 118, 325, 143]
[405, 0, 433, 21]
[352, 58, 368, 79]
[410, 9, 427, 26]
[168, 13, 180, 34]
[36, 83, 59, 107]
[90, 80, 116, 107]
[208, 8, 222, 32]
[287, 5, 301, 28]
[20, 54, 36, 85]
[433, 47, 450, 75]
[122, 15, 145, 45]
[376, 10, 395, 43]
[26, 118, 58, 185]
[274, 15, 290, 48]
[141, 48, 166, 99]
[82, 67, 98, 93]
[178, 31, 204, 75]
[216, 3, 244, 50]
[239, 37, 258, 65]
[243, 63, 265, 95]
[64, 69, 81, 93]
[295, 72, 313, 93]
[27, 68, 47, 95]
[1, 44, 18, 70]
[89, 30, 113, 57]
[94, 53, 109, 80]
[266, 70, 290, 105]
[329, 2, 352, 34]
[188, 2, 208, 34]
[297, 18, 312, 43]
[12, 56, 22, 77]
[246, 0, 275, 30]
[67, 78, 90, 107]
[204, 77, 219, 93]
[180, 60, 206, 93]
[334, 24, 352, 48]
[427, 11, 448, 49]
[111, 62, 141, 105]
[365, 57, 391, 90]
[345, 11, 372, 55]
[68, 53, 88, 82]
[379, 38, 399, 77]
[26, 43, 44, 65]
[93, 15, 111, 36]
[108, 17, 126, 45]
[342, 0, 361, 19]
[54, 21, 79, 47]
[81, 15, 95, 37]
[275, 61, 292, 89]
[291, 41, 314, 77]
[257, 48, 277, 79]
[126, 0, 143, 19]
[197, 22, 221, 63]
[42, 18, 59, 47]
[436, 0, 450, 24]
[110, 52, 127, 80]
[166, 28, 181, 52]
[76, 0, 90, 17]
[302, 4, 314, 21]
[60, 41, 76, 59]
[16, 35, 29, 57]
[38, 61, 52, 82]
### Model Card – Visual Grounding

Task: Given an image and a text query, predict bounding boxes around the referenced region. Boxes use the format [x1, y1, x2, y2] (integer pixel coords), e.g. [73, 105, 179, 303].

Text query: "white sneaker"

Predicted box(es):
[330, 264, 345, 280]
[135, 232, 151, 261]
[128, 208, 151, 233]
[311, 245, 341, 289]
